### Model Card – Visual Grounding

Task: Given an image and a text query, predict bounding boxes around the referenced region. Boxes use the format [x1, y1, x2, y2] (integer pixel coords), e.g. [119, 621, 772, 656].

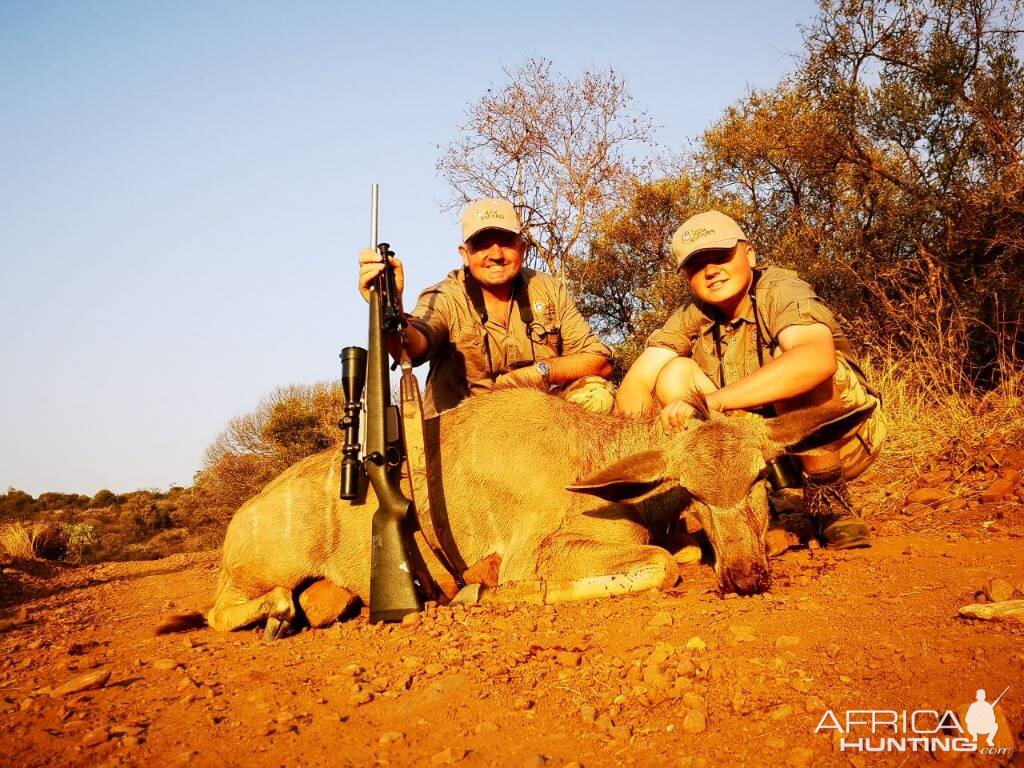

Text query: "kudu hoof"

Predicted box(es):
[261, 590, 295, 641]
[263, 615, 292, 642]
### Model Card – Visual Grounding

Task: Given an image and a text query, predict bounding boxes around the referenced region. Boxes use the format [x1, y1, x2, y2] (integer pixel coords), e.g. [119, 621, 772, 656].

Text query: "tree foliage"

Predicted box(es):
[695, 0, 1024, 384]
[572, 177, 702, 370]
[580, 175, 770, 372]
[191, 382, 346, 522]
[573, 0, 1022, 387]
[437, 58, 655, 280]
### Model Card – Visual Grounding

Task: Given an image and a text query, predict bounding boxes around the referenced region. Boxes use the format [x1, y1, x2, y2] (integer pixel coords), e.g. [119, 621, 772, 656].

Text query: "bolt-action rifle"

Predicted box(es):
[339, 184, 422, 623]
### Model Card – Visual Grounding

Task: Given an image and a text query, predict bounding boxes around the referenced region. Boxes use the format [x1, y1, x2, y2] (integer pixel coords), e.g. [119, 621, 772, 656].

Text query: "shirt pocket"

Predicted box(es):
[451, 325, 490, 381]
[692, 336, 721, 384]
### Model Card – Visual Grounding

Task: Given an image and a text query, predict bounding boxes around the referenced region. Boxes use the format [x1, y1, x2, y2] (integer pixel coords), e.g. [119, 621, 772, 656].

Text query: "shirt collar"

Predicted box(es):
[694, 292, 756, 336]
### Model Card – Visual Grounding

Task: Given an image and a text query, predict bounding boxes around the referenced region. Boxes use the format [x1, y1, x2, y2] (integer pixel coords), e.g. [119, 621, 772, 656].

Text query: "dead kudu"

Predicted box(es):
[194, 389, 869, 638]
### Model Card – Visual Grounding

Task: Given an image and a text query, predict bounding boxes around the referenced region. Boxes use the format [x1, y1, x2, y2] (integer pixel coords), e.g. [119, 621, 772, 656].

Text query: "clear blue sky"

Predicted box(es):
[0, 1, 818, 495]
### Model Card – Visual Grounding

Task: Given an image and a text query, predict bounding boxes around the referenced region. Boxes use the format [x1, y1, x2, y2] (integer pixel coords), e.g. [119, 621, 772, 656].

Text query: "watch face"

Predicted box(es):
[537, 361, 550, 378]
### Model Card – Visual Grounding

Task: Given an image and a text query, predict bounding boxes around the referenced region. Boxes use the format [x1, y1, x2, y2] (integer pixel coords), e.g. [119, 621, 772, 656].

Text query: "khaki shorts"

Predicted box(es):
[560, 376, 616, 414]
[832, 357, 887, 480]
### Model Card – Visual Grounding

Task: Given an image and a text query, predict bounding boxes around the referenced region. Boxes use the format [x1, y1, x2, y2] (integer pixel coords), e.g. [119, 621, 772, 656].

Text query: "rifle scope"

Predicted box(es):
[339, 345, 367, 500]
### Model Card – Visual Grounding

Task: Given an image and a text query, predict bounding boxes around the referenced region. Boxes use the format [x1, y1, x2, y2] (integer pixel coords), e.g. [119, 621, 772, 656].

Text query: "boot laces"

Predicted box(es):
[803, 470, 856, 521]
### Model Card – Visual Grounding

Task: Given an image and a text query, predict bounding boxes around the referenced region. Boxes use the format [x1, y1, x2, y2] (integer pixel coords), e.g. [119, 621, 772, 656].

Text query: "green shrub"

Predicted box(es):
[37, 492, 90, 511]
[63, 523, 99, 563]
[91, 489, 119, 508]
[0, 489, 35, 519]
[193, 382, 345, 524]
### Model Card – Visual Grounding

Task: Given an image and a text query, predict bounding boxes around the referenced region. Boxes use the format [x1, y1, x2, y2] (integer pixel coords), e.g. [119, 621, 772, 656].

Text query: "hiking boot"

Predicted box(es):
[769, 488, 817, 543]
[803, 467, 871, 550]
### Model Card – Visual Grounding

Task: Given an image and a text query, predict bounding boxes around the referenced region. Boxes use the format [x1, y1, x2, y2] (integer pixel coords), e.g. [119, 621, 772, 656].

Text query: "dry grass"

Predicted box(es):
[29, 522, 68, 559]
[0, 521, 74, 561]
[863, 352, 1024, 477]
[0, 523, 36, 560]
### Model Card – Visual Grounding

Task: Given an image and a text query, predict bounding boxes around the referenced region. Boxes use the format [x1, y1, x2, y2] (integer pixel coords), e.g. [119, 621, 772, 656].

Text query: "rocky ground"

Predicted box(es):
[1, 447, 1023, 768]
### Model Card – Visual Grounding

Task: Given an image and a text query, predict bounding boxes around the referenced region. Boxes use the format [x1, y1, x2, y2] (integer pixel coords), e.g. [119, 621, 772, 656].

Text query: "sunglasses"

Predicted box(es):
[466, 230, 520, 252]
[681, 248, 740, 274]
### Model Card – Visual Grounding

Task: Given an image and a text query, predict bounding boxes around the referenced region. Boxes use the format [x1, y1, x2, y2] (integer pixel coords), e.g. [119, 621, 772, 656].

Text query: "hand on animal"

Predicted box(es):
[494, 366, 545, 390]
[705, 390, 727, 413]
[358, 247, 405, 303]
[659, 398, 697, 434]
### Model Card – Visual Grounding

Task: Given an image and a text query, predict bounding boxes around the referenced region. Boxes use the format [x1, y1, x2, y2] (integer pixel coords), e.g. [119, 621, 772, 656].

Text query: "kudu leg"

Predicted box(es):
[207, 583, 296, 640]
[456, 540, 679, 605]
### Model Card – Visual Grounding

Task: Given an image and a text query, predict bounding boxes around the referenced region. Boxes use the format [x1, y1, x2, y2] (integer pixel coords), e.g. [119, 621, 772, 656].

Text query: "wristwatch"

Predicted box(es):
[535, 361, 551, 386]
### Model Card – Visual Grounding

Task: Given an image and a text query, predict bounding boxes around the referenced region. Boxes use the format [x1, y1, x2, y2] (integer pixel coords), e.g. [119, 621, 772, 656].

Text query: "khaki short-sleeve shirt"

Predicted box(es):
[407, 268, 612, 416]
[646, 266, 867, 387]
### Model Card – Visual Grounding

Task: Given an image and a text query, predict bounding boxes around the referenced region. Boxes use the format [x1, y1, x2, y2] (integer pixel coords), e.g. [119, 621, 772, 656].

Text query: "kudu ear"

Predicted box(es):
[567, 451, 671, 503]
[763, 400, 876, 456]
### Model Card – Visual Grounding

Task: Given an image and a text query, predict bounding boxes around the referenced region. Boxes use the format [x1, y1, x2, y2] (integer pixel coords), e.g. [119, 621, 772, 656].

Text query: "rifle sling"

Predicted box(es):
[463, 269, 535, 380]
[398, 352, 466, 591]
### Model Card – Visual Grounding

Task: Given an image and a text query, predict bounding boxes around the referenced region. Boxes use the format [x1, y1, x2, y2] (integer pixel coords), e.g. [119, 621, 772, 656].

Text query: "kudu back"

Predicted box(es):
[205, 388, 870, 636]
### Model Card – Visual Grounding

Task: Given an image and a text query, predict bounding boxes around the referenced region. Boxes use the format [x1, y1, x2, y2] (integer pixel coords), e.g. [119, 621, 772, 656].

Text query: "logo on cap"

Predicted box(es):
[682, 227, 716, 242]
[462, 198, 521, 242]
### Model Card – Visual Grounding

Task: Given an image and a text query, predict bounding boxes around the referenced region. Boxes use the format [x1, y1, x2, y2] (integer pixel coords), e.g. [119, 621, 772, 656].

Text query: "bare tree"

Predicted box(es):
[437, 58, 655, 281]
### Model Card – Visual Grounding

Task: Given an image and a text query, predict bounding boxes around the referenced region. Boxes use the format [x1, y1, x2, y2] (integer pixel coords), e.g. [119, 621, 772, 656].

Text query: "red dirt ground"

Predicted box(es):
[2, 462, 1023, 768]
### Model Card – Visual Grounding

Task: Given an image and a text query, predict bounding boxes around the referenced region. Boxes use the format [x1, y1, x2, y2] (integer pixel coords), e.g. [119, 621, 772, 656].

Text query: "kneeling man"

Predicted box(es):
[616, 211, 886, 549]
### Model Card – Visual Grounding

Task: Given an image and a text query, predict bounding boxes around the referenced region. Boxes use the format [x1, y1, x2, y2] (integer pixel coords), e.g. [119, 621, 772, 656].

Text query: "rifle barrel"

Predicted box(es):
[371, 183, 379, 250]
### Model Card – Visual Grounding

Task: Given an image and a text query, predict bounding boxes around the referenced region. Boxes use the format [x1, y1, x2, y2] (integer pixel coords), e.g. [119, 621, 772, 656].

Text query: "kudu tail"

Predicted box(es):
[155, 611, 207, 635]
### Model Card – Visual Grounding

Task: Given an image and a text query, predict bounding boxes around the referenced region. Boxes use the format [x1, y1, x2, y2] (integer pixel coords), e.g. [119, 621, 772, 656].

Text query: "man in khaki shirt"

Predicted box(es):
[358, 199, 614, 417]
[617, 211, 886, 549]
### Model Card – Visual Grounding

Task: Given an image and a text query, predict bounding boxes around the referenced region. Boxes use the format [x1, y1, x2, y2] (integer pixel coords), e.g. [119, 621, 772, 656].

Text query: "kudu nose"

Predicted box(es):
[722, 561, 771, 596]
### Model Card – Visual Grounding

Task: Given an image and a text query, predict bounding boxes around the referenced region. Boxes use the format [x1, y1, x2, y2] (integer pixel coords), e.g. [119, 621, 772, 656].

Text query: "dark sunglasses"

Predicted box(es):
[681, 248, 739, 274]
[466, 230, 520, 253]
